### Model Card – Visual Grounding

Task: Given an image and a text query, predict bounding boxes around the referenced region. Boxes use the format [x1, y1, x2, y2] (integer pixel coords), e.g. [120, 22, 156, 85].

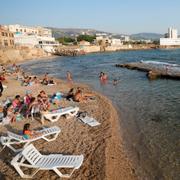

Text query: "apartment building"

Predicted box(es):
[7, 24, 52, 37]
[160, 27, 180, 46]
[0, 26, 14, 47]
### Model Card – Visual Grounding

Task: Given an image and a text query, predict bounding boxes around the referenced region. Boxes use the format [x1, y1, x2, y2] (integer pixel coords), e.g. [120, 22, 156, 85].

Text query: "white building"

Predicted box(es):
[160, 38, 180, 46]
[7, 24, 52, 37]
[14, 34, 38, 47]
[111, 38, 122, 46]
[121, 35, 130, 42]
[160, 27, 180, 46]
[5, 24, 58, 52]
[14, 34, 59, 52]
[168, 27, 178, 39]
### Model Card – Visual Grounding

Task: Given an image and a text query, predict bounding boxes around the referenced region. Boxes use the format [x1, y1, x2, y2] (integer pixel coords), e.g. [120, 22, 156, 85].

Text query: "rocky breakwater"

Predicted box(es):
[54, 46, 86, 56]
[116, 61, 180, 80]
[0, 46, 50, 64]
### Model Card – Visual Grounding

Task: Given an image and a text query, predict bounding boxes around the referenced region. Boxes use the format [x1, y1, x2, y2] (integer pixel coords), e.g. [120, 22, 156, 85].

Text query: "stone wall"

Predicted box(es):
[0, 46, 50, 64]
[80, 45, 101, 53]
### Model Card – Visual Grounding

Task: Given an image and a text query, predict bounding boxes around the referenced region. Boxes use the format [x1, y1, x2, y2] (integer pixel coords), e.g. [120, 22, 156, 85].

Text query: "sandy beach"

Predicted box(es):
[0, 73, 137, 180]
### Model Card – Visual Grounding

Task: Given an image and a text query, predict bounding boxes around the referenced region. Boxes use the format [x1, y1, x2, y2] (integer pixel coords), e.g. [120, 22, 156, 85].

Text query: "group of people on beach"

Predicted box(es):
[19, 72, 56, 87]
[0, 64, 95, 126]
[66, 87, 94, 102]
[2, 90, 50, 124]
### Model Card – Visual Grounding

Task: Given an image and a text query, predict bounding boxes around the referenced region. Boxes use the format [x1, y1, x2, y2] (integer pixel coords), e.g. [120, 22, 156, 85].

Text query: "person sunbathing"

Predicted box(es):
[12, 95, 22, 112]
[22, 76, 30, 86]
[33, 76, 39, 84]
[23, 123, 42, 139]
[41, 73, 49, 85]
[51, 92, 62, 107]
[0, 73, 7, 82]
[48, 77, 56, 85]
[73, 89, 94, 102]
[2, 103, 23, 123]
[24, 90, 33, 106]
[37, 91, 50, 111]
[66, 88, 74, 101]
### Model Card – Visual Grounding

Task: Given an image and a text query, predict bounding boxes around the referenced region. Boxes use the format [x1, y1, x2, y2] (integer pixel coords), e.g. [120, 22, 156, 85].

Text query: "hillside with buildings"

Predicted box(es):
[1, 24, 59, 53]
[130, 33, 163, 40]
[1, 23, 180, 64]
[47, 27, 112, 38]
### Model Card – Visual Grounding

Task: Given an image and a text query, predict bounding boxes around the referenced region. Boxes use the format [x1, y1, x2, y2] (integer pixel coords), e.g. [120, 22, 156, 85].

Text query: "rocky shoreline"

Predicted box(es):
[0, 46, 52, 65]
[1, 45, 180, 65]
[116, 62, 180, 80]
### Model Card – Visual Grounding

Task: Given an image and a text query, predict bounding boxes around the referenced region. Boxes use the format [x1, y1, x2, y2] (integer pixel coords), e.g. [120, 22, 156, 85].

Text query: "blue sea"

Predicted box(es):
[21, 49, 180, 180]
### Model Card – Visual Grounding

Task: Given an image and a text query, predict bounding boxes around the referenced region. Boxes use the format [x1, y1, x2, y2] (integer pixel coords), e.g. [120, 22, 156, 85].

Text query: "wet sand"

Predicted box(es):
[0, 74, 137, 179]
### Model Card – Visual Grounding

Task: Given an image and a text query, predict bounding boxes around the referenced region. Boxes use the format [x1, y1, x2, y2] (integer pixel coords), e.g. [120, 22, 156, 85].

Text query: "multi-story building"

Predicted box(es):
[14, 34, 59, 52]
[111, 38, 122, 46]
[6, 24, 52, 37]
[7, 24, 38, 35]
[4, 24, 58, 52]
[168, 27, 178, 39]
[160, 27, 180, 46]
[120, 35, 130, 42]
[36, 26, 52, 37]
[0, 26, 14, 47]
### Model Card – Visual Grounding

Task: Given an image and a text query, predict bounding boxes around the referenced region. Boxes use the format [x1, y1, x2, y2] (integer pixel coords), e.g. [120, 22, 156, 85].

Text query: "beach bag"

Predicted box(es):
[16, 114, 23, 121]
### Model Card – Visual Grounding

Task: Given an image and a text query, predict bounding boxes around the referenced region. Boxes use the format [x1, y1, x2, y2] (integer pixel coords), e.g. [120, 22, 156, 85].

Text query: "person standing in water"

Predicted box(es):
[66, 71, 73, 84]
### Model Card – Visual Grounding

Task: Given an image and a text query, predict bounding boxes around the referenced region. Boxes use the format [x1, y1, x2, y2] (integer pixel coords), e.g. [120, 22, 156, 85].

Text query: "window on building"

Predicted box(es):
[10, 40, 14, 45]
[4, 40, 8, 46]
[24, 29, 26, 32]
[1, 32, 4, 36]
[20, 29, 22, 32]
[16, 29, 18, 32]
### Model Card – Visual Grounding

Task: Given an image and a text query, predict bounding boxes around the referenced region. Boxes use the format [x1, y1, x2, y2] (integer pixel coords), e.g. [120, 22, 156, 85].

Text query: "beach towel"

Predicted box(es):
[76, 112, 100, 127]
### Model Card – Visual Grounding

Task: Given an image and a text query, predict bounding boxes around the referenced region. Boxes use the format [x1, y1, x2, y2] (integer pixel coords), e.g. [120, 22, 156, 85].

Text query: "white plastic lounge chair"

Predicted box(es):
[11, 144, 84, 178]
[41, 106, 79, 123]
[0, 126, 61, 152]
[77, 114, 100, 127]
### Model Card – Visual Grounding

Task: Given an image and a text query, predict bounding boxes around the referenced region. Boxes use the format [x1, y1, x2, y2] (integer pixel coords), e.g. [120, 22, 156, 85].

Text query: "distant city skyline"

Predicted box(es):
[0, 0, 180, 35]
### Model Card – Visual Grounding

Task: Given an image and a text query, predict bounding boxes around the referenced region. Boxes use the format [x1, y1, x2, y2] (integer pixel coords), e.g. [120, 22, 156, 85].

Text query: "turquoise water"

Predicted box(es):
[21, 49, 180, 180]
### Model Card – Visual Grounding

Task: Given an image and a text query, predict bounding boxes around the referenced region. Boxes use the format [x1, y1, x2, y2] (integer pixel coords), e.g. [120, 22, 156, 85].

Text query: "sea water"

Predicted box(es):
[21, 49, 180, 180]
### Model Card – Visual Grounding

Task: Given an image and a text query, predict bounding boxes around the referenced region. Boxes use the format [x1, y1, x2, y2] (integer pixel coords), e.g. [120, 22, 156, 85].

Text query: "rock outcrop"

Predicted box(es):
[0, 46, 50, 64]
[116, 62, 180, 80]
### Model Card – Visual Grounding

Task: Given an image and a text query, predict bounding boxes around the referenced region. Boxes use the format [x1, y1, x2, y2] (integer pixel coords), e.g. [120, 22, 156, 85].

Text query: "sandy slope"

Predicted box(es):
[0, 75, 137, 180]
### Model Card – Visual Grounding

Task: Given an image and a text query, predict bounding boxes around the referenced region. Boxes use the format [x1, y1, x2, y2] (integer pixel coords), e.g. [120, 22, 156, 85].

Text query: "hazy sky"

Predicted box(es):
[0, 0, 180, 34]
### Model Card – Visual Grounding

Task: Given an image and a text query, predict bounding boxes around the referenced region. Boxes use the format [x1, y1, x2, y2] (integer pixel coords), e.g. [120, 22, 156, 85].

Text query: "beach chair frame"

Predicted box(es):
[41, 106, 79, 123]
[0, 126, 61, 152]
[11, 144, 84, 178]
